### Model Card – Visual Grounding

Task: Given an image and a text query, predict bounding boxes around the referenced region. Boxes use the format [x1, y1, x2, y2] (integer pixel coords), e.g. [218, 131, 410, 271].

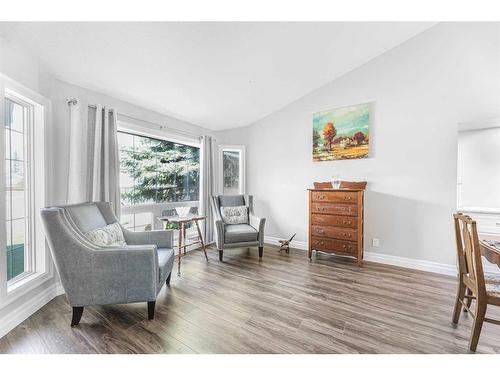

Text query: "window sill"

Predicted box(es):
[1, 269, 54, 309]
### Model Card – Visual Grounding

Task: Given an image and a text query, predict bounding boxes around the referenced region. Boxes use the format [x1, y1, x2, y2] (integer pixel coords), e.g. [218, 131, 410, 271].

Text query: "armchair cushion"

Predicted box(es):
[84, 222, 126, 246]
[224, 224, 258, 243]
[221, 205, 248, 224]
[122, 228, 173, 249]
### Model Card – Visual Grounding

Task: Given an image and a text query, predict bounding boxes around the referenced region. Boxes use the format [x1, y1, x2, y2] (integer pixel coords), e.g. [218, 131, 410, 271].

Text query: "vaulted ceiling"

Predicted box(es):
[1, 22, 435, 130]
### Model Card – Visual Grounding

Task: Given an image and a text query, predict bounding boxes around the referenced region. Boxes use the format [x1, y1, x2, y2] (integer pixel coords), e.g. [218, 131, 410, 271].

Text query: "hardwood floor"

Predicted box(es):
[2, 246, 500, 354]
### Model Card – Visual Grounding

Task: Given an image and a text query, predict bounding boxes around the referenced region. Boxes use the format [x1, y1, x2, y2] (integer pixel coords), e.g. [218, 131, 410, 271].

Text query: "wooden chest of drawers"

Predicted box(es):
[308, 188, 364, 266]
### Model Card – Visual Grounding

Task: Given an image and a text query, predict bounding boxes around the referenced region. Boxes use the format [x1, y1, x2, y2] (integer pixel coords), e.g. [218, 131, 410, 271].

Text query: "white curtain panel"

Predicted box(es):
[200, 135, 215, 244]
[67, 103, 121, 216]
[67, 101, 89, 204]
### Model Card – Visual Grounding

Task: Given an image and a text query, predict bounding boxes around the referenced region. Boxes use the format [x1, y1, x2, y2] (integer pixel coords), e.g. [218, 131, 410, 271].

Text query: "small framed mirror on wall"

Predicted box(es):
[218, 145, 246, 195]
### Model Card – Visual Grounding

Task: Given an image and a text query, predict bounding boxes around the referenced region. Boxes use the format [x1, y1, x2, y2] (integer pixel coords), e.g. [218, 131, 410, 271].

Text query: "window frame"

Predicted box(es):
[218, 145, 246, 195]
[5, 94, 35, 284]
[0, 75, 51, 308]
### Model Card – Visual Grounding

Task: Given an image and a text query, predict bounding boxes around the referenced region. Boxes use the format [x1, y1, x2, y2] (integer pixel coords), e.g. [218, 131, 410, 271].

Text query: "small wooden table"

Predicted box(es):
[480, 238, 500, 268]
[157, 215, 208, 276]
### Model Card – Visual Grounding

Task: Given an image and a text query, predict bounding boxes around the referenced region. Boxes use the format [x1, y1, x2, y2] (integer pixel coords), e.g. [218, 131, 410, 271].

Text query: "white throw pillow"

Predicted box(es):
[84, 222, 127, 247]
[220, 205, 248, 225]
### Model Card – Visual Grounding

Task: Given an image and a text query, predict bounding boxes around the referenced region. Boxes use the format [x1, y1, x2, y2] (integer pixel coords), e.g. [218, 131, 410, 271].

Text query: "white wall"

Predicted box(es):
[0, 35, 44, 91]
[216, 23, 500, 265]
[457, 127, 500, 210]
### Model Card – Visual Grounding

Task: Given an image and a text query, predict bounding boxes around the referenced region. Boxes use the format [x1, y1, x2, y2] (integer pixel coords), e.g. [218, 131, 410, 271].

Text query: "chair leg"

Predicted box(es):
[71, 306, 84, 327]
[464, 287, 473, 312]
[166, 272, 171, 286]
[147, 301, 156, 320]
[219, 250, 223, 262]
[452, 282, 466, 324]
[469, 302, 487, 352]
[259, 246, 263, 258]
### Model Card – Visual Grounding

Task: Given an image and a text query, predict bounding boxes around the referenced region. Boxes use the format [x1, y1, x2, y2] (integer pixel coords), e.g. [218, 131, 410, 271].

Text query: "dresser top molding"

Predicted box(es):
[307, 188, 365, 192]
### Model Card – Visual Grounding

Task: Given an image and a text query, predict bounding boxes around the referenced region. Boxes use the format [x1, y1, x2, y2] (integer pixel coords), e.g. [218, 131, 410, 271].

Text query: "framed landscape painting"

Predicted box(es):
[312, 102, 370, 161]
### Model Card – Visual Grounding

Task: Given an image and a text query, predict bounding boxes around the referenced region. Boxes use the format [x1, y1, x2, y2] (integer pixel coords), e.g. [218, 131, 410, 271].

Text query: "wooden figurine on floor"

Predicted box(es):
[279, 233, 296, 254]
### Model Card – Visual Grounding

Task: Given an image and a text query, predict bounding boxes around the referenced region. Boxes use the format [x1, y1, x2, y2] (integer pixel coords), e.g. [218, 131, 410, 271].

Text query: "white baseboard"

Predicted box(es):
[264, 236, 500, 277]
[55, 282, 65, 295]
[0, 282, 64, 339]
[362, 251, 457, 276]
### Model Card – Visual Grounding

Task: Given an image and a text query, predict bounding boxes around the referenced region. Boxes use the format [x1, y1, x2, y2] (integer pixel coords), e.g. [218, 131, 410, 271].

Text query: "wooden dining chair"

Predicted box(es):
[452, 213, 500, 352]
[453, 213, 473, 318]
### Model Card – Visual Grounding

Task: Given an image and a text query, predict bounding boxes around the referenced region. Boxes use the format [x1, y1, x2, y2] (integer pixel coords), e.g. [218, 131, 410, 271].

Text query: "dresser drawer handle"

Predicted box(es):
[318, 195, 326, 200]
[317, 228, 325, 234]
[342, 233, 352, 238]
[344, 196, 352, 200]
[343, 221, 352, 225]
[342, 245, 347, 249]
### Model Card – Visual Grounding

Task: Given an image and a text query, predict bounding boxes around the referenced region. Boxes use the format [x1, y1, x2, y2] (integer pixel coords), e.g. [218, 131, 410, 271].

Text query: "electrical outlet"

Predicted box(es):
[372, 238, 380, 247]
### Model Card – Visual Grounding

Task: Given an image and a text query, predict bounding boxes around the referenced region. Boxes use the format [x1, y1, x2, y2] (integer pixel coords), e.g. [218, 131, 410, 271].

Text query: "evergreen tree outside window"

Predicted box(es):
[118, 131, 200, 206]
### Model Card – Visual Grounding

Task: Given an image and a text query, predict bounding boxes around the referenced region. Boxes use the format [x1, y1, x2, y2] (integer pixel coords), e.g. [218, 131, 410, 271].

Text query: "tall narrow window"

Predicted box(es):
[4, 97, 30, 282]
[1, 79, 48, 301]
[218, 145, 246, 195]
[222, 151, 240, 195]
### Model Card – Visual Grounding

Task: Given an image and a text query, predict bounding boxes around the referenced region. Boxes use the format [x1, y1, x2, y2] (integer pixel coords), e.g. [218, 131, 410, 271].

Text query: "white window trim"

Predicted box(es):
[117, 116, 201, 149]
[0, 74, 52, 308]
[218, 145, 246, 195]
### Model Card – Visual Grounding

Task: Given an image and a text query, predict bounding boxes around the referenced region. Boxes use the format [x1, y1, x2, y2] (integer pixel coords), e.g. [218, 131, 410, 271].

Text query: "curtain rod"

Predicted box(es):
[66, 97, 213, 141]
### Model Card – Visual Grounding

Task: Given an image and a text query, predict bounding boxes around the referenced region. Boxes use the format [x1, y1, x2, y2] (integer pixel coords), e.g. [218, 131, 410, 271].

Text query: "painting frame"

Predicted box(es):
[312, 102, 371, 161]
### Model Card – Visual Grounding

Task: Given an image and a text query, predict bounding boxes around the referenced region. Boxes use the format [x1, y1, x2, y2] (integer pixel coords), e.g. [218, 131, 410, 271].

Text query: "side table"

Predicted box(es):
[157, 215, 208, 276]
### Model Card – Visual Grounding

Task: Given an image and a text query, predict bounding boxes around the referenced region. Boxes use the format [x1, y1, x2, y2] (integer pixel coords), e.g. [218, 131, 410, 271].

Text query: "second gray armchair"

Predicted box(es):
[211, 195, 266, 261]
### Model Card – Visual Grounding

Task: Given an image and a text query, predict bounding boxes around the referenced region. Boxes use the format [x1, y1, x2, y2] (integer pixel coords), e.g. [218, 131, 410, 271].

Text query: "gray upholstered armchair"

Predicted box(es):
[211, 195, 266, 261]
[40, 202, 174, 326]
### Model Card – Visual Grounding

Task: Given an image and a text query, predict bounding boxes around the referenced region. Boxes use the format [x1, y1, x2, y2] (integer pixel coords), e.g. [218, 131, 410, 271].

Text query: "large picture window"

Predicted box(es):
[117, 130, 200, 232]
[118, 131, 200, 206]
